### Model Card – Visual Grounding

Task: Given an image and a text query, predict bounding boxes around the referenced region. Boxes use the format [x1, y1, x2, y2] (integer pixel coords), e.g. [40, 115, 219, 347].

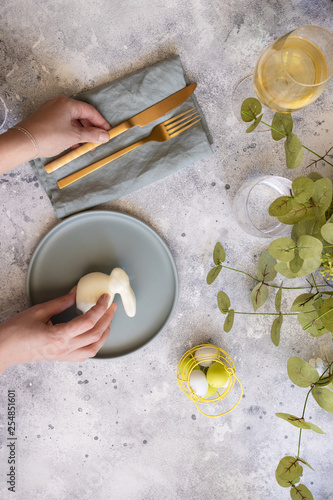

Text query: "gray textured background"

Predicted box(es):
[1, 1, 333, 499]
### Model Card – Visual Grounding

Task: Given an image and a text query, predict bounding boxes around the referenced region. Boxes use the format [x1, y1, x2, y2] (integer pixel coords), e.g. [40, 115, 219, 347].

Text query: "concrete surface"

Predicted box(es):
[1, 1, 333, 499]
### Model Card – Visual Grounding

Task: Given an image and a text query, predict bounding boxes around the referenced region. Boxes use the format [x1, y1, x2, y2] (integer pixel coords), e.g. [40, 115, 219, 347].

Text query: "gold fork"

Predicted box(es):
[57, 108, 201, 189]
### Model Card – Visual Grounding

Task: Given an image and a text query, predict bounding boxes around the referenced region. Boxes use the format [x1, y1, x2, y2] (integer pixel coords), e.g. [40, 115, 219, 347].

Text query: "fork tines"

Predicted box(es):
[165, 108, 201, 137]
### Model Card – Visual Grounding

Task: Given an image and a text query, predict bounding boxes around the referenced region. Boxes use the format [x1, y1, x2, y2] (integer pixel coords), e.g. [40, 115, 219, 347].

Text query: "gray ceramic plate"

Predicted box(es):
[27, 210, 178, 358]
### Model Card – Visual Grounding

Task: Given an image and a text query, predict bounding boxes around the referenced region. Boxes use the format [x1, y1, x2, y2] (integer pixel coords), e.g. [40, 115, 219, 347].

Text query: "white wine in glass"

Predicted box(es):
[253, 25, 333, 113]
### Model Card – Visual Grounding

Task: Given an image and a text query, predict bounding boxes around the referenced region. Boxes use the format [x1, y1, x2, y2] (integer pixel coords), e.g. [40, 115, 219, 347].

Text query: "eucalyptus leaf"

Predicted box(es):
[319, 297, 333, 322]
[321, 222, 333, 243]
[224, 309, 234, 332]
[217, 291, 230, 314]
[297, 235, 323, 260]
[308, 422, 325, 434]
[290, 484, 314, 500]
[275, 412, 311, 430]
[289, 250, 303, 274]
[312, 386, 333, 413]
[275, 456, 303, 488]
[292, 216, 326, 241]
[275, 283, 283, 312]
[278, 200, 315, 225]
[297, 311, 329, 337]
[271, 112, 293, 141]
[292, 177, 314, 203]
[269, 196, 294, 217]
[285, 132, 303, 169]
[274, 261, 296, 279]
[207, 265, 222, 285]
[251, 282, 269, 311]
[257, 250, 277, 281]
[213, 242, 225, 265]
[271, 315, 283, 346]
[315, 373, 333, 387]
[241, 97, 262, 122]
[290, 293, 318, 313]
[296, 457, 315, 471]
[269, 237, 295, 262]
[287, 356, 319, 388]
[312, 178, 333, 216]
[246, 113, 263, 133]
[289, 256, 322, 279]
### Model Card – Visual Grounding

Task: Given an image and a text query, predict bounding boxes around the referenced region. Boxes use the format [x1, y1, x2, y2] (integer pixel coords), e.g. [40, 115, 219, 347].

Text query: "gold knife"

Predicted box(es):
[45, 82, 197, 173]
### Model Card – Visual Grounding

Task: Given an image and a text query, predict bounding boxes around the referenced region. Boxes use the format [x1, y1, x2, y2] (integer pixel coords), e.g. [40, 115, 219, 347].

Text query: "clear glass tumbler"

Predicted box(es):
[233, 175, 292, 238]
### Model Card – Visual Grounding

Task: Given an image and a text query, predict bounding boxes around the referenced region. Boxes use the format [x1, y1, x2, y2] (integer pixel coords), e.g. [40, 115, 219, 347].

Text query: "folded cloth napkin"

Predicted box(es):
[30, 56, 213, 218]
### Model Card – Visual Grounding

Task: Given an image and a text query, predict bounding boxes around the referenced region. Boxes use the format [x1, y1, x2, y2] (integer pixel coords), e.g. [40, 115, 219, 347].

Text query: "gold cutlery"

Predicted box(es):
[57, 108, 200, 189]
[45, 83, 197, 173]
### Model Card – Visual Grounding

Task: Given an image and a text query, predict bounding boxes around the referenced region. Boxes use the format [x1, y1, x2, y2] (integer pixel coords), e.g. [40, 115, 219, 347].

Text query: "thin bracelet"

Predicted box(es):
[12, 125, 40, 159]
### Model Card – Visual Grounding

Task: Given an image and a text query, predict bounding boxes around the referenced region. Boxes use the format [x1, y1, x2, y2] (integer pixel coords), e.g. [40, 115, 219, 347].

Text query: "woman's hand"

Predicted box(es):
[0, 287, 117, 374]
[18, 96, 111, 158]
[0, 96, 111, 173]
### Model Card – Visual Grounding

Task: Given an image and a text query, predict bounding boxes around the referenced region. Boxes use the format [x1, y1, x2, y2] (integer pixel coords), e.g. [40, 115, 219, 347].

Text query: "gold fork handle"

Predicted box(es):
[57, 137, 148, 189]
[45, 120, 132, 174]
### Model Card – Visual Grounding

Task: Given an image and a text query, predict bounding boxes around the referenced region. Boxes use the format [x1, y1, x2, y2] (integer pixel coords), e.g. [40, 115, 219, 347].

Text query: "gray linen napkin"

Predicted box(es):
[30, 56, 213, 218]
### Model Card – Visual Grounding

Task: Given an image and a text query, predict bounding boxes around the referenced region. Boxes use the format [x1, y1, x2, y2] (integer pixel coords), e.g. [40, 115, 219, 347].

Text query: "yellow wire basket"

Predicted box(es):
[177, 343, 243, 417]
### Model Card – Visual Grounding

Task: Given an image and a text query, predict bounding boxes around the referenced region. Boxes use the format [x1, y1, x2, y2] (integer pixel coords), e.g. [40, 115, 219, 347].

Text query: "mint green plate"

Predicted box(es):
[27, 210, 178, 358]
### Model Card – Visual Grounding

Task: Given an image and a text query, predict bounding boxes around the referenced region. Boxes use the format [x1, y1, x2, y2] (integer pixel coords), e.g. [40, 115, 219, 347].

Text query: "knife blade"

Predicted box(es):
[45, 82, 197, 173]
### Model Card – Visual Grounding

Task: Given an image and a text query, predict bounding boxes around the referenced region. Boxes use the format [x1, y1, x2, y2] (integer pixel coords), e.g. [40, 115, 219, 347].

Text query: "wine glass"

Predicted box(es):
[233, 25, 333, 121]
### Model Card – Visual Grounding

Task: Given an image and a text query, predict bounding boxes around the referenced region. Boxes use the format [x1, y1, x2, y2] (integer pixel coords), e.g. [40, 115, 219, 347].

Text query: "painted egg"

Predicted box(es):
[207, 362, 230, 388]
[194, 347, 219, 367]
[189, 370, 209, 397]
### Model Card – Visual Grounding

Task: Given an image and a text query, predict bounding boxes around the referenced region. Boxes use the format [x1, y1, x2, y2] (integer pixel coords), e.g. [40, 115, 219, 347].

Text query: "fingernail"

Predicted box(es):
[98, 131, 110, 142]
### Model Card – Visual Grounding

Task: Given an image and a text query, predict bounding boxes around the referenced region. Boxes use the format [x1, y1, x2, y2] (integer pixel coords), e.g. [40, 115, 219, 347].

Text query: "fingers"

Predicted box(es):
[75, 125, 110, 144]
[72, 100, 110, 131]
[56, 302, 117, 361]
[35, 287, 77, 322]
[62, 294, 115, 338]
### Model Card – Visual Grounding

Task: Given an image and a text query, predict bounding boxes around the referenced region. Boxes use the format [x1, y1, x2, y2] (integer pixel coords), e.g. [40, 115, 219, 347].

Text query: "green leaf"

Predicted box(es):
[271, 315, 283, 346]
[275, 456, 303, 488]
[269, 196, 294, 217]
[207, 265, 222, 284]
[275, 413, 311, 429]
[241, 97, 262, 122]
[319, 297, 333, 322]
[290, 293, 318, 313]
[297, 235, 323, 260]
[289, 250, 303, 274]
[315, 373, 333, 387]
[269, 237, 295, 262]
[312, 386, 333, 413]
[287, 357, 319, 387]
[257, 250, 277, 282]
[290, 484, 314, 500]
[285, 132, 303, 169]
[276, 413, 325, 434]
[297, 311, 329, 337]
[271, 112, 293, 141]
[213, 242, 225, 265]
[277, 200, 315, 225]
[321, 222, 333, 243]
[224, 309, 234, 332]
[296, 457, 315, 471]
[251, 282, 269, 311]
[246, 113, 263, 133]
[312, 178, 333, 216]
[292, 216, 326, 241]
[275, 261, 296, 279]
[308, 422, 325, 434]
[275, 283, 283, 312]
[292, 177, 314, 203]
[217, 291, 230, 314]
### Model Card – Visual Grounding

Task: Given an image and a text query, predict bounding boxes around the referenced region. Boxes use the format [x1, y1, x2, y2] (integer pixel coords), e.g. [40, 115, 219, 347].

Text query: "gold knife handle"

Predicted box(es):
[57, 137, 148, 189]
[44, 120, 132, 173]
